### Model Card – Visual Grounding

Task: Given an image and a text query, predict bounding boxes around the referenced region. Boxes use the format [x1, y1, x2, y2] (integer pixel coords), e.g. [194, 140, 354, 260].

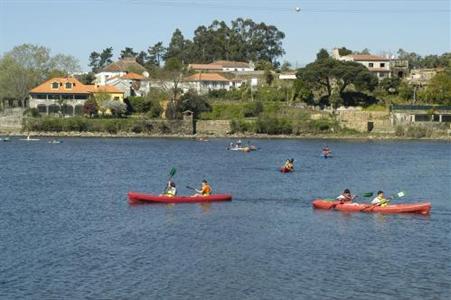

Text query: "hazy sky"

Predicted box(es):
[0, 0, 449, 71]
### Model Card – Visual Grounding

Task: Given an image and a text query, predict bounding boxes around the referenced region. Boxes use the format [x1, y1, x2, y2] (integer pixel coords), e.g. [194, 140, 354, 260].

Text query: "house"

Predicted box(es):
[279, 72, 297, 80]
[183, 73, 245, 94]
[104, 72, 151, 97]
[95, 57, 149, 85]
[29, 77, 123, 116]
[332, 49, 391, 80]
[188, 60, 255, 73]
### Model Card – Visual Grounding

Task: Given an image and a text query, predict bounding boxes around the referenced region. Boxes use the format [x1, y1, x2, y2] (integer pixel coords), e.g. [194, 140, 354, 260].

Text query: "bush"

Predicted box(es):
[128, 96, 151, 113]
[256, 116, 293, 135]
[104, 101, 127, 117]
[243, 101, 263, 117]
[230, 119, 255, 133]
[83, 98, 98, 117]
[23, 108, 41, 118]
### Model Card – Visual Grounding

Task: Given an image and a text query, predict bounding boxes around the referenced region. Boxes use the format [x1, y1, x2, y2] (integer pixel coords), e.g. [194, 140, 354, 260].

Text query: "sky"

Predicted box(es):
[0, 0, 449, 71]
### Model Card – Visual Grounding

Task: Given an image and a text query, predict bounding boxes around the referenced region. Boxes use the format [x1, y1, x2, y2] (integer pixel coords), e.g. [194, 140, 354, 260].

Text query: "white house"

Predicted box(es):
[95, 57, 148, 85]
[105, 72, 150, 97]
[183, 73, 245, 94]
[332, 49, 391, 80]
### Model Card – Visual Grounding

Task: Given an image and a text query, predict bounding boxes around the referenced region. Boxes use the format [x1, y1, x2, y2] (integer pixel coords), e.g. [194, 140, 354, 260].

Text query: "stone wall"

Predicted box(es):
[196, 120, 231, 135]
[0, 108, 24, 133]
[336, 111, 393, 133]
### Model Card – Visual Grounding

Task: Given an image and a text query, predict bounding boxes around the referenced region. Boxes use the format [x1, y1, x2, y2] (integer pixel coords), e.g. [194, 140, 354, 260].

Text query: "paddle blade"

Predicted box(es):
[363, 192, 373, 197]
[169, 168, 176, 177]
[395, 191, 406, 198]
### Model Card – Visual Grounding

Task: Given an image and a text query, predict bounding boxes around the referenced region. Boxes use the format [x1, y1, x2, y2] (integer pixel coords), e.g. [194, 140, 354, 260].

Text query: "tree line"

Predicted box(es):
[89, 18, 286, 72]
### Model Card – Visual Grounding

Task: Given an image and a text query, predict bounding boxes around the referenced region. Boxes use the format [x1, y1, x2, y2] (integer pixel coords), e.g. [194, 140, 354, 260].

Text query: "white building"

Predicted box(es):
[332, 49, 391, 80]
[104, 72, 150, 97]
[183, 73, 245, 94]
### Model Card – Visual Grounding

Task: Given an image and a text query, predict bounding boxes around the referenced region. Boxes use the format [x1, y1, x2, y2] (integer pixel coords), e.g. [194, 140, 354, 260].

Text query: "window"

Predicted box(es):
[113, 97, 119, 101]
[379, 73, 385, 78]
[380, 63, 385, 68]
[48, 94, 60, 100]
[75, 94, 88, 100]
[37, 94, 47, 99]
[62, 94, 73, 100]
[368, 63, 374, 68]
[65, 82, 72, 89]
[51, 82, 59, 89]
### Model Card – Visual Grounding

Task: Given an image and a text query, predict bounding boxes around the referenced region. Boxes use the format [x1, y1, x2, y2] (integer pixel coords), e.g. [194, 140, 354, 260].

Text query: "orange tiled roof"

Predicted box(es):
[184, 73, 231, 82]
[29, 77, 123, 94]
[30, 77, 91, 94]
[121, 72, 146, 80]
[349, 54, 390, 61]
[87, 85, 123, 94]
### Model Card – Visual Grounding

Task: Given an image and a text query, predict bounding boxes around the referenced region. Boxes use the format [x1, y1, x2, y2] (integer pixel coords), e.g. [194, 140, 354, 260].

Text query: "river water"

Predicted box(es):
[0, 137, 450, 299]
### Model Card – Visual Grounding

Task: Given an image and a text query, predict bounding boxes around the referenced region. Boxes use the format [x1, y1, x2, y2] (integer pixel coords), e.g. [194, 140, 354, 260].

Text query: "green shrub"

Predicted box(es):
[230, 119, 255, 133]
[256, 116, 293, 135]
[243, 101, 263, 117]
[23, 108, 41, 118]
[128, 96, 151, 113]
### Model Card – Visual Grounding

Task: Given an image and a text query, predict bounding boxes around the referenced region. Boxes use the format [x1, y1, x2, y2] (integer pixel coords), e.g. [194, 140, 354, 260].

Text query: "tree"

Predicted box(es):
[280, 61, 292, 72]
[379, 77, 401, 94]
[120, 47, 138, 59]
[180, 90, 212, 118]
[337, 47, 352, 56]
[147, 42, 166, 67]
[419, 70, 451, 104]
[136, 51, 149, 66]
[165, 29, 189, 62]
[264, 68, 274, 86]
[89, 47, 113, 72]
[0, 44, 52, 107]
[48, 54, 81, 75]
[316, 48, 330, 61]
[83, 97, 98, 117]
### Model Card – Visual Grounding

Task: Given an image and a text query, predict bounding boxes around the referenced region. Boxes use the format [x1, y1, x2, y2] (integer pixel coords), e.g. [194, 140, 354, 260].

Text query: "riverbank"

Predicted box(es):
[1, 130, 450, 141]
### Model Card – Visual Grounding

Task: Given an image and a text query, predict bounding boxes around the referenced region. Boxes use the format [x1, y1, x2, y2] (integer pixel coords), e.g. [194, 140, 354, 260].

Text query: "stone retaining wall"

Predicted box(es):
[336, 111, 393, 133]
[196, 120, 231, 135]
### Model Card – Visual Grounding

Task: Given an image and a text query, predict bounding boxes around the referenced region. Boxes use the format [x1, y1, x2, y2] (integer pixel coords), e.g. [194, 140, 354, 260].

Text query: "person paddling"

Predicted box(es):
[322, 145, 331, 158]
[371, 191, 389, 207]
[195, 179, 212, 196]
[162, 180, 177, 197]
[336, 188, 356, 203]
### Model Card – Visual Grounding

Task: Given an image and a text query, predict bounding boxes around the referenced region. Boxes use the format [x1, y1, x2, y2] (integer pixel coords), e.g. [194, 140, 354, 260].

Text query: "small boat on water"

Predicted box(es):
[20, 135, 40, 141]
[1, 137, 11, 142]
[48, 139, 62, 144]
[312, 199, 431, 215]
[128, 192, 233, 204]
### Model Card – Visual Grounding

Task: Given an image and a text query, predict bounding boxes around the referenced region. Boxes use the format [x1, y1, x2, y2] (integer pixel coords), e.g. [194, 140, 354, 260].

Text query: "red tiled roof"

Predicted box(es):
[30, 77, 91, 94]
[29, 77, 123, 94]
[121, 72, 146, 80]
[349, 54, 390, 61]
[184, 73, 230, 82]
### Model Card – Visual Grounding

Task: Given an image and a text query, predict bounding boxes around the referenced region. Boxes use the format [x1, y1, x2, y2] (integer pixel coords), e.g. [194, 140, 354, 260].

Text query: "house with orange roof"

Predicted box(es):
[95, 57, 149, 84]
[332, 48, 391, 80]
[104, 71, 151, 97]
[29, 77, 123, 116]
[183, 73, 245, 94]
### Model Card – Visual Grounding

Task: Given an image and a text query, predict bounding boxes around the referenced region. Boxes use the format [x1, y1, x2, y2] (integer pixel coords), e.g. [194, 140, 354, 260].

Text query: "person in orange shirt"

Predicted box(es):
[195, 180, 212, 196]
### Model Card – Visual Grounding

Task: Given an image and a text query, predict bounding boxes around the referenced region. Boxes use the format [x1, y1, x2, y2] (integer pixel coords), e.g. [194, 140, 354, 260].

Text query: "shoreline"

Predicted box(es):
[1, 131, 450, 141]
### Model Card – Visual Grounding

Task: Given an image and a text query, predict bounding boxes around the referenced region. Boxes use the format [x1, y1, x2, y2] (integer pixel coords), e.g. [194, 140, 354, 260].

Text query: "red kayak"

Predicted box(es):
[312, 199, 431, 215]
[128, 192, 232, 204]
[280, 167, 294, 173]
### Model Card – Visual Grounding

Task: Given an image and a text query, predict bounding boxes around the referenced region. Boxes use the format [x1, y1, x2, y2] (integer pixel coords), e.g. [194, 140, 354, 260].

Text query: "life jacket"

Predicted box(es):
[201, 184, 212, 196]
[165, 187, 176, 197]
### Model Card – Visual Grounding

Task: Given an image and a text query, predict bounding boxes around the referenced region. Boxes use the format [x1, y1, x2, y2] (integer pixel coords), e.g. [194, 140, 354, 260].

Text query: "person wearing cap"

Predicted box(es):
[371, 191, 389, 207]
[336, 188, 355, 203]
[162, 180, 177, 197]
[195, 180, 212, 196]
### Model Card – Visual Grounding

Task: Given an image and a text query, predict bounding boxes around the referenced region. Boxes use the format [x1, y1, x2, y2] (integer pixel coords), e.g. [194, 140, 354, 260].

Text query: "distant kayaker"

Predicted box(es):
[371, 191, 389, 206]
[195, 180, 212, 196]
[162, 181, 177, 197]
[322, 145, 331, 157]
[336, 188, 355, 203]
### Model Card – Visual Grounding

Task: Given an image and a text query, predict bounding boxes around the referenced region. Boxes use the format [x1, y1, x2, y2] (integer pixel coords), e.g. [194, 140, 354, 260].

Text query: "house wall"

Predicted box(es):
[95, 71, 126, 85]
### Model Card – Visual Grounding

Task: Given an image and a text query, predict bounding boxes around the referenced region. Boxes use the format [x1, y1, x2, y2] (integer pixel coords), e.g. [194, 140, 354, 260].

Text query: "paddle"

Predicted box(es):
[163, 167, 176, 193]
[186, 185, 196, 191]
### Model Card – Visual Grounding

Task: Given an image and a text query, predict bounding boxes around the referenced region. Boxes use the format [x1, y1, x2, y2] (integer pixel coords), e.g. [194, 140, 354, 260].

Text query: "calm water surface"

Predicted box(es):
[0, 138, 450, 299]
